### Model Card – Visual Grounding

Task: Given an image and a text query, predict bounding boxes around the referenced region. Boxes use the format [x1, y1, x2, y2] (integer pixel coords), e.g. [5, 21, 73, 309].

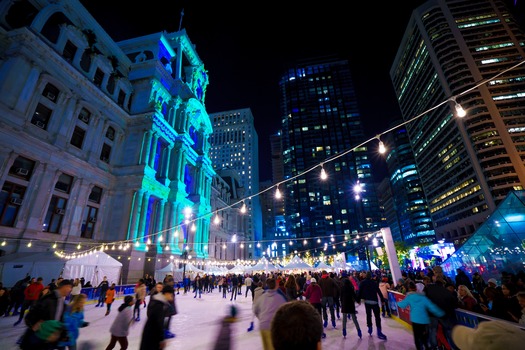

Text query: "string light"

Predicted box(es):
[7, 59, 525, 264]
[275, 185, 282, 199]
[377, 135, 386, 154]
[320, 164, 328, 180]
[213, 212, 220, 225]
[1, 240, 6, 246]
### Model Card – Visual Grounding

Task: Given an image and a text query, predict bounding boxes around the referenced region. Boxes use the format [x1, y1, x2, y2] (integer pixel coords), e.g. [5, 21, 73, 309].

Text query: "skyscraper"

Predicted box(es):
[390, 0, 525, 243]
[383, 125, 435, 245]
[208, 108, 263, 257]
[279, 57, 383, 257]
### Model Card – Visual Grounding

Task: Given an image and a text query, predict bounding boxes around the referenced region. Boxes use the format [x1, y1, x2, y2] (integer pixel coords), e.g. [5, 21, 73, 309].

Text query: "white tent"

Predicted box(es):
[184, 263, 205, 274]
[0, 252, 66, 288]
[228, 265, 247, 275]
[246, 256, 280, 272]
[62, 251, 122, 286]
[314, 261, 333, 271]
[154, 262, 178, 283]
[282, 256, 313, 271]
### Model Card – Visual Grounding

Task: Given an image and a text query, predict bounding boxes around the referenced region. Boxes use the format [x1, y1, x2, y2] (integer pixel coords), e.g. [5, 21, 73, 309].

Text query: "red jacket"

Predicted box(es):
[303, 283, 323, 304]
[24, 282, 44, 301]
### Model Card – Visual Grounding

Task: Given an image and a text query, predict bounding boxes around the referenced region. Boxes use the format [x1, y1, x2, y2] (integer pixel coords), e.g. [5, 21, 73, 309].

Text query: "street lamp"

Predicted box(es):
[354, 181, 371, 271]
[181, 246, 191, 293]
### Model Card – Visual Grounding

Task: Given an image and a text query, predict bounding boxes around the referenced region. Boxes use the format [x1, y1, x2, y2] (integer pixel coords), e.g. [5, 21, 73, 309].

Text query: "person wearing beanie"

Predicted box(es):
[302, 277, 326, 339]
[105, 295, 135, 350]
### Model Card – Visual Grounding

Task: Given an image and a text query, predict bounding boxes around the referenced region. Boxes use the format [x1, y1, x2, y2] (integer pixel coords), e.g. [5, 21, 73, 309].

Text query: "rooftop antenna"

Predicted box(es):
[178, 8, 184, 31]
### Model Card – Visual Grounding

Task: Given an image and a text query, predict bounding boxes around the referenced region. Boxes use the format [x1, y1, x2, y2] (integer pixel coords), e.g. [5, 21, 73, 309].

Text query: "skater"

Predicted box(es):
[302, 277, 326, 338]
[95, 276, 109, 307]
[341, 278, 362, 339]
[105, 295, 135, 350]
[105, 283, 116, 316]
[398, 281, 444, 350]
[358, 271, 387, 340]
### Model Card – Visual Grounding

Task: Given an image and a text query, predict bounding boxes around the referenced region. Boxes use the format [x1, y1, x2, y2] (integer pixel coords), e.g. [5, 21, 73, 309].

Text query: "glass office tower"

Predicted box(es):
[391, 0, 525, 244]
[279, 57, 382, 258]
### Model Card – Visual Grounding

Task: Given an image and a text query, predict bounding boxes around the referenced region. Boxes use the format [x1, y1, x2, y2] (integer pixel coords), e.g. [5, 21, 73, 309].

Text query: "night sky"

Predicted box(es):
[80, 0, 523, 182]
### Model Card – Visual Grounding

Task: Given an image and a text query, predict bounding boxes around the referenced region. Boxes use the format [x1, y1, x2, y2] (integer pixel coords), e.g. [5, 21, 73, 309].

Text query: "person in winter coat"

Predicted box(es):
[15, 277, 44, 326]
[378, 277, 392, 317]
[133, 279, 147, 321]
[105, 284, 116, 316]
[302, 277, 326, 339]
[341, 278, 362, 339]
[284, 274, 300, 301]
[455, 269, 473, 291]
[247, 281, 265, 332]
[0, 287, 9, 316]
[318, 270, 338, 329]
[105, 295, 135, 350]
[95, 276, 110, 307]
[162, 277, 178, 339]
[457, 285, 478, 312]
[358, 271, 387, 340]
[139, 285, 175, 350]
[398, 281, 445, 350]
[425, 276, 458, 349]
[59, 293, 89, 350]
[253, 278, 288, 350]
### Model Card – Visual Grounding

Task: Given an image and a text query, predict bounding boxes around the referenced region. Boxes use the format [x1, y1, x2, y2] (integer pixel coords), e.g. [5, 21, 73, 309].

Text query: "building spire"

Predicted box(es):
[178, 8, 184, 31]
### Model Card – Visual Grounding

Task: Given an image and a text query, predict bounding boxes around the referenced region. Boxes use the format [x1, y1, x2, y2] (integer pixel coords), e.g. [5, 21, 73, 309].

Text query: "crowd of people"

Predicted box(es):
[1, 266, 525, 349]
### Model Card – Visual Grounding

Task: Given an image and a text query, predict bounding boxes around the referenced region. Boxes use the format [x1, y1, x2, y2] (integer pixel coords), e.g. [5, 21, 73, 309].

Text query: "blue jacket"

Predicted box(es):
[59, 307, 85, 346]
[397, 291, 444, 324]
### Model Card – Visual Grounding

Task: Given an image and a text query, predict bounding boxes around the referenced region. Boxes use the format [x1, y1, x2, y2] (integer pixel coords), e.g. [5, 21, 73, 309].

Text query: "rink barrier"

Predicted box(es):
[387, 291, 525, 350]
[80, 284, 136, 301]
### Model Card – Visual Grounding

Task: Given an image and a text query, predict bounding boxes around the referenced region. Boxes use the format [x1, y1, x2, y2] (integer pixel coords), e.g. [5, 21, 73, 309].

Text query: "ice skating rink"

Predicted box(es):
[1, 289, 416, 350]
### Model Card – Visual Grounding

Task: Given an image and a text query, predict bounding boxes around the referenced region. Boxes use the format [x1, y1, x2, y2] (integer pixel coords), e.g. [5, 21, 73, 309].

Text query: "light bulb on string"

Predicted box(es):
[76, 243, 81, 249]
[214, 212, 220, 225]
[376, 135, 386, 154]
[27, 240, 32, 248]
[52, 242, 57, 249]
[158, 235, 163, 242]
[191, 222, 196, 232]
[275, 186, 282, 199]
[146, 238, 152, 245]
[452, 98, 466, 117]
[240, 201, 247, 214]
[320, 164, 328, 180]
[1, 240, 6, 246]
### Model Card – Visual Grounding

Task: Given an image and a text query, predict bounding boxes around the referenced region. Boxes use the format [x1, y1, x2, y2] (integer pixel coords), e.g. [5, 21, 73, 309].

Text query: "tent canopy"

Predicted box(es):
[314, 261, 333, 271]
[155, 262, 184, 283]
[62, 251, 122, 286]
[0, 252, 65, 288]
[246, 256, 280, 272]
[282, 256, 313, 271]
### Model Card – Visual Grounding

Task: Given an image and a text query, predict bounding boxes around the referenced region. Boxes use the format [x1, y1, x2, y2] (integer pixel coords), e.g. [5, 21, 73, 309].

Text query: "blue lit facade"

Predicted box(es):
[279, 57, 383, 257]
[0, 0, 215, 282]
[391, 0, 525, 244]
